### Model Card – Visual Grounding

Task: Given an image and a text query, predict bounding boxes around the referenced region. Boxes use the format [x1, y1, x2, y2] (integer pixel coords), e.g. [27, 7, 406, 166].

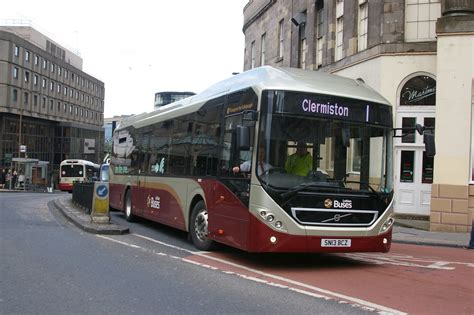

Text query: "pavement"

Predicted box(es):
[52, 196, 129, 235]
[1, 189, 473, 249]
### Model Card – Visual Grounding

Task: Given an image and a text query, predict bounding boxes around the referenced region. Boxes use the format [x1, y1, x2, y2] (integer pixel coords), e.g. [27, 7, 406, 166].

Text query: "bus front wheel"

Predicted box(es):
[124, 189, 135, 222]
[190, 201, 216, 251]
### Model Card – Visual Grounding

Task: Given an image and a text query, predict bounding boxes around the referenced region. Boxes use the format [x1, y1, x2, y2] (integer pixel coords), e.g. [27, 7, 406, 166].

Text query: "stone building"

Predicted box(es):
[242, 0, 474, 232]
[0, 25, 104, 187]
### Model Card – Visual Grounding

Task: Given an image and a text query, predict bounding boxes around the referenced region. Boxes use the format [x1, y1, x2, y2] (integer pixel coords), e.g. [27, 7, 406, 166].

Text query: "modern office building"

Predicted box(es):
[242, 0, 473, 232]
[154, 91, 195, 110]
[0, 25, 104, 187]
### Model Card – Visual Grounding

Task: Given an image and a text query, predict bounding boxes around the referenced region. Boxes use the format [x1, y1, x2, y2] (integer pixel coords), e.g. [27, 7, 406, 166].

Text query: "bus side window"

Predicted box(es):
[193, 103, 222, 177]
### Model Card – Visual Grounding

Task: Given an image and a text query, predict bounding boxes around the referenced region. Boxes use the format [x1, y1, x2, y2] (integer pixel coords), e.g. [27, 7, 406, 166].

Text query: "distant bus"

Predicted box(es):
[59, 159, 100, 192]
[109, 66, 395, 253]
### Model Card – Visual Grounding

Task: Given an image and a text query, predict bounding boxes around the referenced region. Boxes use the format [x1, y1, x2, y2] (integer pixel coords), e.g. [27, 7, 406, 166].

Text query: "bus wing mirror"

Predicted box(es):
[415, 123, 425, 135]
[424, 132, 436, 157]
[236, 125, 250, 151]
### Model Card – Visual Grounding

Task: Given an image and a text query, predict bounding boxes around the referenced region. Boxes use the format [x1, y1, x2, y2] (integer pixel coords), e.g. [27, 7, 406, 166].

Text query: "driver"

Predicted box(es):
[285, 142, 313, 176]
[233, 146, 272, 175]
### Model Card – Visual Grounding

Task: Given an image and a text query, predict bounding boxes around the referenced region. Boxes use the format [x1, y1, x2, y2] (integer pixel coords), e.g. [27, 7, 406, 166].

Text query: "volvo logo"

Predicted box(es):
[324, 199, 333, 208]
[333, 214, 341, 222]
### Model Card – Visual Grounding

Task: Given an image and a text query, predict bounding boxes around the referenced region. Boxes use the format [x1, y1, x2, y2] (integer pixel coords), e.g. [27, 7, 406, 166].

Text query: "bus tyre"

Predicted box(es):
[124, 189, 135, 222]
[190, 201, 216, 251]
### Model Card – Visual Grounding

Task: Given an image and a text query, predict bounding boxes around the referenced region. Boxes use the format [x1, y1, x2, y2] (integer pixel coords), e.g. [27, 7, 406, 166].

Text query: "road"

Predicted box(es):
[1, 192, 370, 314]
[109, 209, 474, 315]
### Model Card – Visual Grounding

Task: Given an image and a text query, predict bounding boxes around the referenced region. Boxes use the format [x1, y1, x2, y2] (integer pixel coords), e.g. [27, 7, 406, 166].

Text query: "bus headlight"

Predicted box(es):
[380, 217, 394, 233]
[257, 209, 287, 232]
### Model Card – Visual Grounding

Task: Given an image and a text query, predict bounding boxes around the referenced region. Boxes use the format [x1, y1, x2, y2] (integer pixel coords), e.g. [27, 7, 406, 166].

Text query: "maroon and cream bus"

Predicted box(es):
[109, 66, 395, 253]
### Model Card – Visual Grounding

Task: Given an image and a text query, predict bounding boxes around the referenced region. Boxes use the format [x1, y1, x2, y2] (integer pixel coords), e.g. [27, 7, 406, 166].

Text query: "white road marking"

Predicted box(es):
[97, 233, 406, 315]
[344, 253, 474, 270]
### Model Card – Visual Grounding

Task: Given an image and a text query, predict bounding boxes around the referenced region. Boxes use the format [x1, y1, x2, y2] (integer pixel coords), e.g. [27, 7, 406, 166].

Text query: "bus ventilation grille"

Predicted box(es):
[291, 207, 378, 227]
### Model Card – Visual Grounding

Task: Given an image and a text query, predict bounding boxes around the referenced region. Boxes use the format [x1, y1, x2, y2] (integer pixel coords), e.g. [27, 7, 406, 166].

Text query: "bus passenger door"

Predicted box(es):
[129, 133, 150, 217]
[211, 91, 257, 250]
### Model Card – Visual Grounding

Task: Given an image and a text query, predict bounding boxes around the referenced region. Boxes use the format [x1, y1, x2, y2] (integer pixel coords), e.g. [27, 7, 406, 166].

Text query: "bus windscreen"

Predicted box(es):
[61, 165, 84, 177]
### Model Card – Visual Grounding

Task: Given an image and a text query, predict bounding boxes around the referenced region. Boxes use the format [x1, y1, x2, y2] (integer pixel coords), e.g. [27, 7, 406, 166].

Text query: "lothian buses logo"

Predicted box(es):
[324, 199, 333, 208]
[147, 195, 161, 210]
[324, 198, 353, 209]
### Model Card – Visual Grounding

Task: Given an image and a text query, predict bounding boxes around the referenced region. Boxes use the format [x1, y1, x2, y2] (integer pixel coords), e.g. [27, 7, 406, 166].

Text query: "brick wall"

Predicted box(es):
[430, 184, 474, 232]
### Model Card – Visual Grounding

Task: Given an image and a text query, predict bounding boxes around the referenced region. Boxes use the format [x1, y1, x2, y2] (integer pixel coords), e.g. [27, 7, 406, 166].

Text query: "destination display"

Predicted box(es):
[272, 91, 392, 127]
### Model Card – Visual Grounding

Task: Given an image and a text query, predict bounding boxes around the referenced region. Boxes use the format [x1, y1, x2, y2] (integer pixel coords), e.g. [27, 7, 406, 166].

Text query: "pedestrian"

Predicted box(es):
[0, 169, 5, 189]
[12, 169, 18, 189]
[6, 169, 11, 189]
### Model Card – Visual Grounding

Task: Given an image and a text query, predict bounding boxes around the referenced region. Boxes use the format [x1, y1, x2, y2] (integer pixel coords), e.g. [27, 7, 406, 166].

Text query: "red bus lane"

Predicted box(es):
[186, 243, 474, 315]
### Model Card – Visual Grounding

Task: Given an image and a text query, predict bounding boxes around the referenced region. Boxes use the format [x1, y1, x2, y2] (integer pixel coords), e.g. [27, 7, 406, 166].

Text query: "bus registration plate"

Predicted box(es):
[321, 239, 351, 247]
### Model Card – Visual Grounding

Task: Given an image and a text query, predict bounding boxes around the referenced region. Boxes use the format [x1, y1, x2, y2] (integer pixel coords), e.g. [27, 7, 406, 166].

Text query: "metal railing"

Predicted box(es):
[72, 182, 94, 213]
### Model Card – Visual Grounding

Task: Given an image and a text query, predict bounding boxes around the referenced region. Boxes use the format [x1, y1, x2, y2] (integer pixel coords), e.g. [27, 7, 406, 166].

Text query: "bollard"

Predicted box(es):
[91, 181, 110, 224]
[468, 221, 474, 249]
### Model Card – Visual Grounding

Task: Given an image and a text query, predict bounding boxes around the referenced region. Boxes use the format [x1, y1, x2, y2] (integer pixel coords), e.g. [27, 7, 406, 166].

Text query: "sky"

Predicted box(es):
[1, 0, 248, 117]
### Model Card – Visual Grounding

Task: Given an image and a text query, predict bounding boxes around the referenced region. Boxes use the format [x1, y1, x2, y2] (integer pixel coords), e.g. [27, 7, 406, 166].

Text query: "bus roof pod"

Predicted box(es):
[117, 66, 392, 131]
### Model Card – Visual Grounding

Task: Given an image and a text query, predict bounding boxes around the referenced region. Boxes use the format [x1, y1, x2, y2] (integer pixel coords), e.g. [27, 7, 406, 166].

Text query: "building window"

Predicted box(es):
[75, 107, 78, 116]
[24, 71, 30, 83]
[50, 81, 54, 91]
[300, 38, 307, 69]
[24, 92, 29, 105]
[50, 99, 54, 110]
[250, 41, 256, 69]
[358, 0, 368, 51]
[43, 59, 47, 69]
[34, 74, 38, 86]
[34, 55, 39, 66]
[57, 101, 61, 111]
[34, 95, 38, 106]
[278, 19, 284, 59]
[42, 78, 46, 89]
[405, 0, 441, 42]
[335, 0, 344, 61]
[260, 33, 266, 66]
[12, 89, 18, 102]
[25, 51, 30, 62]
[50, 63, 55, 73]
[299, 20, 307, 69]
[315, 6, 324, 68]
[42, 97, 46, 108]
[13, 67, 19, 79]
[58, 67, 62, 76]
[14, 45, 20, 57]
[64, 103, 67, 113]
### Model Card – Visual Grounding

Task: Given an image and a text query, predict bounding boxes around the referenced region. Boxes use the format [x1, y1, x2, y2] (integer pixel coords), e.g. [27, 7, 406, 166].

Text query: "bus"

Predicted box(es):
[59, 159, 100, 192]
[109, 66, 395, 253]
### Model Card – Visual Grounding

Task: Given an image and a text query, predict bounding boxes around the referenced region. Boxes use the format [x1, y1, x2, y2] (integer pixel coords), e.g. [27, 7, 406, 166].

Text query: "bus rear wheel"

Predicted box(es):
[190, 201, 216, 251]
[124, 189, 135, 222]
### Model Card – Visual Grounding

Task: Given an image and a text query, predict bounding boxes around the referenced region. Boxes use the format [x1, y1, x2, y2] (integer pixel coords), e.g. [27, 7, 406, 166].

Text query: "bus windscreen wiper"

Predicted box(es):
[280, 182, 340, 199]
[344, 180, 382, 198]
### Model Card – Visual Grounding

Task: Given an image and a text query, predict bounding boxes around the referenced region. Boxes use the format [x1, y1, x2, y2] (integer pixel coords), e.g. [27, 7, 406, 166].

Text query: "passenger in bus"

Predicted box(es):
[285, 142, 313, 176]
[232, 146, 272, 176]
